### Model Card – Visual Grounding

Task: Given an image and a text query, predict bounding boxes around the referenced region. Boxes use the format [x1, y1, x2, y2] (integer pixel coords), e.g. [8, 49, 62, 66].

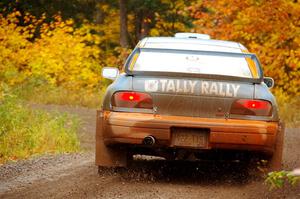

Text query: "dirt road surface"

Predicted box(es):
[0, 105, 299, 199]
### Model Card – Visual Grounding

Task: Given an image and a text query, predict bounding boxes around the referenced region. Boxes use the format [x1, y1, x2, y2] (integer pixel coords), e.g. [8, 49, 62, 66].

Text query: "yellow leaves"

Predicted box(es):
[0, 12, 31, 82]
[0, 11, 104, 92]
[65, 19, 73, 26]
[150, 28, 160, 36]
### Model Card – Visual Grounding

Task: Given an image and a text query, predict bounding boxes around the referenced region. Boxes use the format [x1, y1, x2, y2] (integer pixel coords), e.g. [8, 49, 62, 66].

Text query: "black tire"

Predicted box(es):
[267, 122, 284, 171]
[126, 152, 134, 167]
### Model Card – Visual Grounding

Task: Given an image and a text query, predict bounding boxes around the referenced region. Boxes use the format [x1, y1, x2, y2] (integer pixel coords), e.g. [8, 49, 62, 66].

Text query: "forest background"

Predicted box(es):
[0, 0, 299, 123]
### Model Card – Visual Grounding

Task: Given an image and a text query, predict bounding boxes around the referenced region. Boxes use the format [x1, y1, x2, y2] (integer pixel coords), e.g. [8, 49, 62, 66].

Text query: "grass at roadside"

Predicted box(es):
[266, 170, 300, 189]
[0, 94, 80, 164]
[12, 80, 105, 108]
[277, 99, 300, 128]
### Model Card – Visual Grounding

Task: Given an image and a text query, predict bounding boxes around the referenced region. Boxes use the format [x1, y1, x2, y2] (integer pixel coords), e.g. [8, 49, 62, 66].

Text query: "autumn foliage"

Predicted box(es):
[0, 11, 104, 91]
[0, 0, 299, 105]
[190, 0, 300, 101]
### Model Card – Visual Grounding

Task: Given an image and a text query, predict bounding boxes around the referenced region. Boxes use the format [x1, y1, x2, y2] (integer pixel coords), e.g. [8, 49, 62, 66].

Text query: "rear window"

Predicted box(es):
[129, 48, 259, 78]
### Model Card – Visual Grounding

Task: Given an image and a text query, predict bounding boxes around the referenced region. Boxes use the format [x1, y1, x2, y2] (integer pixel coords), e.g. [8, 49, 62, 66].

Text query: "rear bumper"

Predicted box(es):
[96, 111, 280, 154]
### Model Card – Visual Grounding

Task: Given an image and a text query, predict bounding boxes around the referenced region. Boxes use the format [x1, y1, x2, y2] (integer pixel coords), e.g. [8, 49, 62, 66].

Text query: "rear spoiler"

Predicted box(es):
[124, 48, 264, 84]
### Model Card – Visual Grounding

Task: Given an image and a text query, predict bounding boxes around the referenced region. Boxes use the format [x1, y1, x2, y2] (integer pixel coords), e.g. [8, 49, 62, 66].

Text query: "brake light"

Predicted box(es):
[120, 92, 141, 101]
[230, 99, 272, 116]
[112, 91, 153, 109]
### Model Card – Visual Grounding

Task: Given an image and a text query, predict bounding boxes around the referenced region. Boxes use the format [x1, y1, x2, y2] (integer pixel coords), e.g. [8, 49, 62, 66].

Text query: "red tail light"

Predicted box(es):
[230, 99, 272, 116]
[112, 91, 153, 109]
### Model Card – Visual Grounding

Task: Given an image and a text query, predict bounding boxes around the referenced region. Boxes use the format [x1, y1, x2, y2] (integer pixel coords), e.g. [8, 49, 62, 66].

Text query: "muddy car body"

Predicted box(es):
[96, 33, 284, 170]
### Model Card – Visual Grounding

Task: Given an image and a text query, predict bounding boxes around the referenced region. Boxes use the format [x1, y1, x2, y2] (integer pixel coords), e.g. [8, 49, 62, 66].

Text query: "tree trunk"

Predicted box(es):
[119, 0, 128, 47]
[94, 0, 104, 25]
[141, 15, 151, 39]
[134, 11, 143, 43]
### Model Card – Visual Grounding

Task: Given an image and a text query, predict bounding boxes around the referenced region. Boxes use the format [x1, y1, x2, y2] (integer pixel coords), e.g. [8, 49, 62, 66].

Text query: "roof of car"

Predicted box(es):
[139, 37, 247, 53]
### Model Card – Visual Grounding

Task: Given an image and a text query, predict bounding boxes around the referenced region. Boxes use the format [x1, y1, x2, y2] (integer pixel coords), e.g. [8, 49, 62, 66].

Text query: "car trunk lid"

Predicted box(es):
[132, 76, 255, 118]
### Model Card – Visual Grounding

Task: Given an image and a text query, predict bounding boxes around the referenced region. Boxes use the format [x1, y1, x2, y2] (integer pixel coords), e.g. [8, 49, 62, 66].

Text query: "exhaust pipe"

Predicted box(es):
[143, 136, 156, 146]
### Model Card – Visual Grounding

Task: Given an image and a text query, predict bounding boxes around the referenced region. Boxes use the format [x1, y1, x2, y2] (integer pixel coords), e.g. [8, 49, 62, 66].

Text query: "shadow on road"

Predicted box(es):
[99, 159, 262, 186]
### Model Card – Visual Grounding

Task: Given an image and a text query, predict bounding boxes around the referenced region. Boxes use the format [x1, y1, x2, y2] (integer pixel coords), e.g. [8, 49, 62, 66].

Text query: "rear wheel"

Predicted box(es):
[267, 122, 284, 171]
[126, 151, 134, 167]
[96, 110, 128, 169]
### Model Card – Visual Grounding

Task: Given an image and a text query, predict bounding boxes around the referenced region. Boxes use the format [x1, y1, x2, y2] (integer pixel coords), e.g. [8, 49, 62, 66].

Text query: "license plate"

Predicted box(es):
[171, 128, 209, 148]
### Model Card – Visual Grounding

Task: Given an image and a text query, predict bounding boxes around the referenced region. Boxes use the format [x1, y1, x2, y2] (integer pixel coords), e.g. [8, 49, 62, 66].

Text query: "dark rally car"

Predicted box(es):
[96, 33, 284, 171]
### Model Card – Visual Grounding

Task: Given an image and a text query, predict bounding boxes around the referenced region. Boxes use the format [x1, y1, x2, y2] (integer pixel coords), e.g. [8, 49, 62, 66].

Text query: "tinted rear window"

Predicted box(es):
[130, 49, 259, 78]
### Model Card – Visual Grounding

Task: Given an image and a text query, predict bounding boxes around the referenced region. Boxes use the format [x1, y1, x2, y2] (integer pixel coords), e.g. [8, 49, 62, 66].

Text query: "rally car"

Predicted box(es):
[96, 33, 284, 171]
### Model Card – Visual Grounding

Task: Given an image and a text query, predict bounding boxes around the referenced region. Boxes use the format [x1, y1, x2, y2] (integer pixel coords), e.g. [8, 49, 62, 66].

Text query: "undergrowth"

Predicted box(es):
[0, 93, 80, 164]
[12, 78, 105, 108]
[265, 171, 300, 189]
[277, 98, 300, 128]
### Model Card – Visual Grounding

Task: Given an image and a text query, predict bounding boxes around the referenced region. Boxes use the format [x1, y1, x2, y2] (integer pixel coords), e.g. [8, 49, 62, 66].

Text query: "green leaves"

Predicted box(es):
[266, 170, 300, 189]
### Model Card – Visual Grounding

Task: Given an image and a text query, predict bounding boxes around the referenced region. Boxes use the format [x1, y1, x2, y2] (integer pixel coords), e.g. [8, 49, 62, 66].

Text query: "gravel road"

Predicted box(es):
[0, 105, 299, 199]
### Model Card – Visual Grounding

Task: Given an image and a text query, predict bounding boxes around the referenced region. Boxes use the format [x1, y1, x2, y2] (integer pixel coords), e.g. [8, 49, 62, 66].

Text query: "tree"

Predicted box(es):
[119, 0, 128, 47]
[127, 0, 193, 44]
[0, 0, 98, 24]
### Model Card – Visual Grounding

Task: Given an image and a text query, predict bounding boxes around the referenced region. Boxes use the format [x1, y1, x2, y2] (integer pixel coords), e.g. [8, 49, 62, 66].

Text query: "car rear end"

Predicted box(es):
[96, 35, 283, 170]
